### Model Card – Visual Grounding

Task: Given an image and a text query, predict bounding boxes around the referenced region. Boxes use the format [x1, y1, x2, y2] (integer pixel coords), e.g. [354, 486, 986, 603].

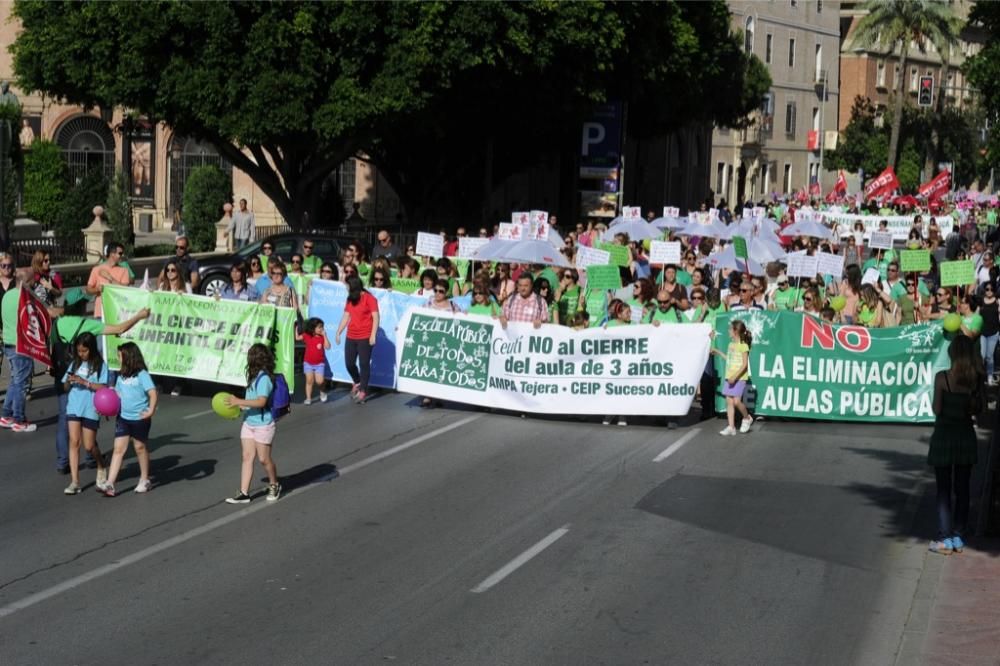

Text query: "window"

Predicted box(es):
[760, 163, 770, 197]
[716, 162, 726, 194]
[812, 107, 820, 132]
[761, 93, 774, 134]
[815, 44, 823, 82]
[947, 71, 955, 96]
[894, 64, 900, 89]
[790, 0, 797, 7]
[817, 0, 822, 12]
[788, 38, 796, 68]
[783, 163, 793, 194]
[910, 67, 918, 91]
[766, 34, 773, 64]
[785, 101, 797, 136]
[744, 16, 755, 53]
[877, 60, 886, 87]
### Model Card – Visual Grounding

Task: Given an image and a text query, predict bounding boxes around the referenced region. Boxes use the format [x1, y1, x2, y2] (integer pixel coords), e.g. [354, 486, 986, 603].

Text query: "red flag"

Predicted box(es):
[809, 181, 821, 196]
[16, 287, 52, 367]
[918, 170, 951, 200]
[825, 171, 848, 203]
[863, 166, 900, 200]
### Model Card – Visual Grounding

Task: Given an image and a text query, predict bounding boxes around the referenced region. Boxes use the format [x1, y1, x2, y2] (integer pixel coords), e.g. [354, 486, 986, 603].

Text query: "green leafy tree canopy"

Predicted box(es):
[22, 139, 68, 228]
[181, 165, 232, 252]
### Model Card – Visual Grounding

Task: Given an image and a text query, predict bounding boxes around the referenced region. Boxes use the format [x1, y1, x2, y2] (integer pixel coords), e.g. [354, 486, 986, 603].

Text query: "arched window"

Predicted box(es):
[54, 115, 115, 183]
[168, 135, 232, 218]
[744, 16, 755, 53]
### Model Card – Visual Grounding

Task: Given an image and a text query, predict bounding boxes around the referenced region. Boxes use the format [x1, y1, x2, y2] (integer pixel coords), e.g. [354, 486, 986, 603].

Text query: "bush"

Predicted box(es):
[182, 165, 231, 252]
[106, 169, 134, 252]
[54, 171, 108, 244]
[132, 243, 175, 258]
[22, 139, 68, 227]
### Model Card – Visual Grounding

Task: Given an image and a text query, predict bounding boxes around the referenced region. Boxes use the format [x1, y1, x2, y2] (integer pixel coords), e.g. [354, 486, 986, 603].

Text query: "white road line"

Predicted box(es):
[470, 525, 570, 594]
[0, 414, 482, 619]
[652, 428, 701, 462]
[181, 408, 216, 420]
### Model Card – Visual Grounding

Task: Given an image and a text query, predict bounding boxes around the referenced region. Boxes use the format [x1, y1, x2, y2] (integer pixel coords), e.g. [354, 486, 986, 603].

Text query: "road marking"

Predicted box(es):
[181, 409, 216, 420]
[653, 428, 701, 462]
[470, 525, 570, 594]
[0, 414, 481, 619]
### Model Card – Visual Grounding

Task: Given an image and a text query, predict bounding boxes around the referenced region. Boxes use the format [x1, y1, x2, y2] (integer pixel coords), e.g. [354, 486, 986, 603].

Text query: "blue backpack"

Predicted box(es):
[256, 372, 291, 421]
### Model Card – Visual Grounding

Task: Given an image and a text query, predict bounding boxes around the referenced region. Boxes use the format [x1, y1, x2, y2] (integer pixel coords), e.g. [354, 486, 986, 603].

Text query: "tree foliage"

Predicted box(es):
[966, 1, 1000, 170]
[106, 169, 134, 252]
[181, 165, 231, 252]
[54, 171, 107, 245]
[0, 100, 23, 248]
[12, 0, 769, 228]
[849, 0, 961, 169]
[22, 139, 68, 228]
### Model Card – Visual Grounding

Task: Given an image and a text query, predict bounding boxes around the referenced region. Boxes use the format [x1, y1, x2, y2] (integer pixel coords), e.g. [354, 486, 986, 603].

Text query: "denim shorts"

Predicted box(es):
[303, 362, 326, 375]
[115, 417, 152, 441]
[67, 415, 100, 432]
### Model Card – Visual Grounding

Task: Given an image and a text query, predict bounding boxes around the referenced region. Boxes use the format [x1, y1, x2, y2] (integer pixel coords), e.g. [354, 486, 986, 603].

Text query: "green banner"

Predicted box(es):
[392, 277, 420, 294]
[939, 259, 974, 287]
[598, 242, 631, 267]
[101, 286, 296, 390]
[899, 249, 931, 273]
[713, 311, 948, 423]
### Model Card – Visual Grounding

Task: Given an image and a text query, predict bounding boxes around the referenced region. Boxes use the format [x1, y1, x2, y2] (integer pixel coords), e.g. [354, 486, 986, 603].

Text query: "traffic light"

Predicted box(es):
[918, 76, 934, 107]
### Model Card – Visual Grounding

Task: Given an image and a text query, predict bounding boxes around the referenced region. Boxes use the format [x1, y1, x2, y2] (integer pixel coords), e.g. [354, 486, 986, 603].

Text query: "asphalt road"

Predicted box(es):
[0, 382, 952, 665]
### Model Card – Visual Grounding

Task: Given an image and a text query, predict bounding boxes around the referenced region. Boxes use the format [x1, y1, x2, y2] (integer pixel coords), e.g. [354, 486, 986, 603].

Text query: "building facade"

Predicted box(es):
[712, 0, 842, 204]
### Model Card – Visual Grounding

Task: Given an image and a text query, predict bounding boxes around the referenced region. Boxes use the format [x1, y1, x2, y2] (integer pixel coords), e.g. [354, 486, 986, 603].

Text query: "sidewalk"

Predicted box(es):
[904, 540, 1000, 664]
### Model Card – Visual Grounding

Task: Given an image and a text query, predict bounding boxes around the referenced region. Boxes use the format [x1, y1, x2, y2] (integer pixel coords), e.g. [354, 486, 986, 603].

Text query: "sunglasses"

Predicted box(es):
[292, 259, 302, 264]
[373, 277, 385, 282]
[304, 245, 314, 250]
[0, 264, 12, 269]
[906, 283, 916, 288]
[692, 295, 704, 301]
[937, 292, 948, 297]
[175, 245, 187, 251]
[42, 259, 50, 263]
[740, 288, 751, 293]
[250, 260, 261, 265]
[166, 268, 177, 273]
[434, 288, 447, 294]
[270, 271, 283, 277]
[262, 246, 273, 251]
[803, 297, 813, 303]
[657, 300, 671, 306]
[562, 274, 574, 279]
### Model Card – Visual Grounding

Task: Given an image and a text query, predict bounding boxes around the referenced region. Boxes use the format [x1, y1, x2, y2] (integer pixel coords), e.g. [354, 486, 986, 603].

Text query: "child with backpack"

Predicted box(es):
[224, 343, 285, 504]
[62, 332, 110, 495]
[102, 342, 157, 497]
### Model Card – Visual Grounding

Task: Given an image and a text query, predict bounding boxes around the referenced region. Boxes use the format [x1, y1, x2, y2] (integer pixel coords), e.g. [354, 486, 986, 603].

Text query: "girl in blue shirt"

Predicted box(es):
[102, 342, 158, 497]
[224, 343, 281, 504]
[62, 332, 109, 495]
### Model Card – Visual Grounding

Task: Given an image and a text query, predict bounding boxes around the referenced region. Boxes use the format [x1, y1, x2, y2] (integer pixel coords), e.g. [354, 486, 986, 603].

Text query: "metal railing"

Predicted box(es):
[8, 238, 87, 266]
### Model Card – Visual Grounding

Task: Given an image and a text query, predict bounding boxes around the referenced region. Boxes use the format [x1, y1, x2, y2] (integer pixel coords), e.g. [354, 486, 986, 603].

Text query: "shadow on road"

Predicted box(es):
[146, 454, 217, 487]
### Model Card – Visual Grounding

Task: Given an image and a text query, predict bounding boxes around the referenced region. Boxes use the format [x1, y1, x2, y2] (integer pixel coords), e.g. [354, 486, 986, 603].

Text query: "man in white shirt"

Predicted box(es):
[226, 199, 256, 250]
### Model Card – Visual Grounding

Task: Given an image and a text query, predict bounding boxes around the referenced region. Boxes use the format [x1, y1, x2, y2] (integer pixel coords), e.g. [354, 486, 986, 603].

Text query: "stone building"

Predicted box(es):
[711, 0, 842, 204]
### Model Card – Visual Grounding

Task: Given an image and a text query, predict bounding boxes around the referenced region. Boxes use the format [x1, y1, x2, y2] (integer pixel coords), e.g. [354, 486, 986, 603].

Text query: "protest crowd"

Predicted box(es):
[0, 181, 991, 553]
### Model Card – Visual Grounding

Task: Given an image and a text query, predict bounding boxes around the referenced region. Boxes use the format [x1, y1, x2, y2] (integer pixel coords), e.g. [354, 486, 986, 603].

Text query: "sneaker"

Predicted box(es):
[951, 535, 965, 553]
[64, 482, 81, 495]
[319, 391, 328, 403]
[170, 388, 181, 397]
[354, 391, 368, 404]
[96, 466, 108, 486]
[266, 483, 282, 501]
[740, 416, 754, 434]
[134, 479, 152, 494]
[989, 376, 997, 387]
[95, 480, 111, 493]
[101, 484, 116, 498]
[225, 491, 251, 504]
[602, 417, 612, 425]
[12, 421, 37, 433]
[719, 426, 737, 436]
[0, 417, 15, 429]
[350, 383, 360, 397]
[617, 417, 628, 427]
[56, 464, 70, 475]
[929, 538, 953, 555]
[303, 398, 312, 406]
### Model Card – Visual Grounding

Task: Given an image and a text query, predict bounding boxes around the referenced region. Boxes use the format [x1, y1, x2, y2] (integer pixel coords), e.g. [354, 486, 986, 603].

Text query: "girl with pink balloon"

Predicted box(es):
[101, 343, 157, 497]
[61, 332, 110, 495]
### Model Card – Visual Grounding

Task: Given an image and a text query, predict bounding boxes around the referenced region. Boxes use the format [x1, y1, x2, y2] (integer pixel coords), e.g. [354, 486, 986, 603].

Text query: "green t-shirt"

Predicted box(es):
[675, 270, 693, 287]
[558, 285, 581, 320]
[54, 316, 106, 343]
[890, 279, 930, 301]
[644, 307, 680, 324]
[468, 302, 497, 317]
[681, 306, 705, 323]
[771, 287, 801, 310]
[963, 312, 984, 334]
[703, 304, 726, 329]
[301, 255, 323, 274]
[1, 288, 19, 346]
[988, 210, 998, 227]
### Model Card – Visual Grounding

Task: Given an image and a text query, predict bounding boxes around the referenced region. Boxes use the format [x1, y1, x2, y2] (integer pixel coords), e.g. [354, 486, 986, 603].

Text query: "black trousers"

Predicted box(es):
[344, 338, 372, 393]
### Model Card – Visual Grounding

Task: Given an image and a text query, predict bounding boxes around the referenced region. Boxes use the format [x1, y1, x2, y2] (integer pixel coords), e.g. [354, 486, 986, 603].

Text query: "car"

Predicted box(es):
[195, 232, 353, 296]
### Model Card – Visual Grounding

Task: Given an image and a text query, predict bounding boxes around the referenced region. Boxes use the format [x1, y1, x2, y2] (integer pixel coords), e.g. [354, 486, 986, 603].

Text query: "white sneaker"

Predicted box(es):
[740, 416, 754, 434]
[617, 417, 627, 427]
[134, 479, 152, 493]
[303, 398, 312, 406]
[989, 376, 997, 387]
[96, 466, 108, 485]
[319, 392, 328, 403]
[719, 426, 737, 436]
[95, 480, 111, 493]
[602, 417, 612, 425]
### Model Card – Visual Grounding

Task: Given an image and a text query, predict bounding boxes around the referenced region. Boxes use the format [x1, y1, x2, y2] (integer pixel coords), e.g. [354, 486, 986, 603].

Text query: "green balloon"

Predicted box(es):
[943, 313, 962, 333]
[831, 295, 847, 312]
[211, 392, 241, 420]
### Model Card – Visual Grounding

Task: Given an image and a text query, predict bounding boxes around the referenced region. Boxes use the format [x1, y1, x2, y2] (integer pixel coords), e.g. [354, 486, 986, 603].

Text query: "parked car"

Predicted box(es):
[196, 232, 352, 296]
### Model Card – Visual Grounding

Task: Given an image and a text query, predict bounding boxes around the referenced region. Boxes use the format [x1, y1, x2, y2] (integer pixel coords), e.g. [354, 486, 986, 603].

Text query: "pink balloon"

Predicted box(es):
[93, 387, 121, 417]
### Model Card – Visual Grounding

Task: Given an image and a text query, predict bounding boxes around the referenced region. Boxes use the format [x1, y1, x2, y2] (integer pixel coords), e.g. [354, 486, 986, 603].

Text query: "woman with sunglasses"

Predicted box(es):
[796, 287, 823, 319]
[247, 256, 265, 284]
[554, 269, 584, 324]
[258, 259, 300, 310]
[418, 279, 461, 408]
[157, 259, 191, 294]
[468, 286, 499, 318]
[533, 277, 559, 325]
[491, 263, 516, 305]
[369, 268, 392, 290]
[925, 286, 955, 321]
[30, 250, 62, 306]
[288, 253, 306, 275]
[894, 278, 921, 326]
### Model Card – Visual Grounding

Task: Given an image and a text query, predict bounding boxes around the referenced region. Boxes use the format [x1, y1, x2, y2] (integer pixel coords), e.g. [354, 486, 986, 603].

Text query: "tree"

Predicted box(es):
[54, 171, 107, 245]
[848, 0, 961, 169]
[0, 98, 23, 249]
[11, 1, 769, 229]
[966, 1, 1000, 174]
[22, 139, 69, 228]
[182, 165, 232, 252]
[106, 169, 134, 252]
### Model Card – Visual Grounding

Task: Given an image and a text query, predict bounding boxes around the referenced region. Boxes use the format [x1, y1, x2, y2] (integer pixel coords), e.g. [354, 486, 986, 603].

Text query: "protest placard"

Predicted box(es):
[458, 237, 489, 259]
[530, 210, 548, 226]
[648, 241, 681, 265]
[598, 242, 631, 267]
[622, 205, 642, 220]
[584, 264, 623, 291]
[786, 253, 819, 279]
[861, 267, 881, 285]
[575, 245, 611, 270]
[416, 231, 444, 258]
[662, 206, 680, 218]
[899, 249, 931, 273]
[868, 231, 894, 250]
[511, 211, 530, 225]
[815, 251, 845, 277]
[497, 222, 521, 240]
[939, 259, 975, 287]
[732, 236, 748, 260]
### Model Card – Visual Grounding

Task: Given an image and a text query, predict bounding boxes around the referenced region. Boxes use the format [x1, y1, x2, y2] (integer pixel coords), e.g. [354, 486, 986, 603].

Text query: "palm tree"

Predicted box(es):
[849, 0, 962, 169]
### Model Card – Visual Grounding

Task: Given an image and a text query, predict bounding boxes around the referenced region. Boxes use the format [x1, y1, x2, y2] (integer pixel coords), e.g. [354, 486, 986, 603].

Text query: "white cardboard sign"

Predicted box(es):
[575, 245, 611, 270]
[869, 231, 894, 250]
[498, 222, 522, 241]
[526, 221, 549, 241]
[786, 253, 819, 279]
[861, 267, 882, 285]
[415, 231, 445, 258]
[458, 237, 490, 259]
[530, 210, 549, 226]
[815, 251, 845, 277]
[648, 240, 682, 265]
[511, 211, 530, 225]
[622, 205, 642, 220]
[663, 206, 680, 218]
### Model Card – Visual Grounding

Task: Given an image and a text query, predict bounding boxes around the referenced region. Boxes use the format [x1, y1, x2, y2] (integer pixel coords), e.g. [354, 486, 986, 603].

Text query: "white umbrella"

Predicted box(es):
[781, 219, 834, 240]
[650, 215, 688, 231]
[747, 237, 788, 264]
[603, 219, 661, 241]
[547, 226, 564, 248]
[705, 245, 764, 275]
[473, 238, 571, 267]
[679, 217, 732, 239]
